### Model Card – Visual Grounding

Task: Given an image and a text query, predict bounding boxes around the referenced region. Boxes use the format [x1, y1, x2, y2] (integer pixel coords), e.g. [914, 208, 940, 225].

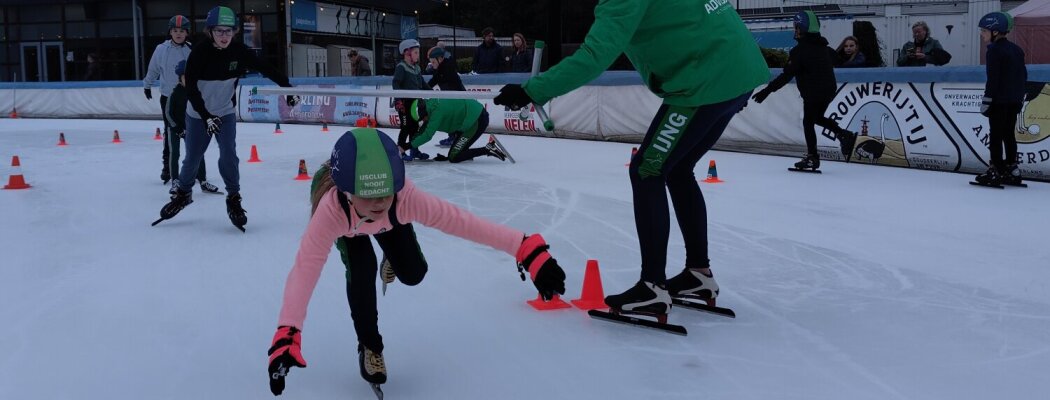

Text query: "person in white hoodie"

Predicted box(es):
[144, 15, 218, 194]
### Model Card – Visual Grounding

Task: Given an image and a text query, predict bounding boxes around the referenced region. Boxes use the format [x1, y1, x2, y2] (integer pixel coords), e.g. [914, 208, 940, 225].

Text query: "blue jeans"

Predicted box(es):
[628, 92, 751, 283]
[178, 113, 239, 194]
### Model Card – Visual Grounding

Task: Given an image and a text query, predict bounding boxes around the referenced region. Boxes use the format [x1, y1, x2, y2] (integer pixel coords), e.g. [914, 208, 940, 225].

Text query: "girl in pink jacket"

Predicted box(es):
[266, 128, 566, 396]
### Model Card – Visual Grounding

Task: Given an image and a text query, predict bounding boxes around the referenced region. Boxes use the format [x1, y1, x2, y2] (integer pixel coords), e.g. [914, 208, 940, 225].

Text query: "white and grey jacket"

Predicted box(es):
[143, 39, 192, 97]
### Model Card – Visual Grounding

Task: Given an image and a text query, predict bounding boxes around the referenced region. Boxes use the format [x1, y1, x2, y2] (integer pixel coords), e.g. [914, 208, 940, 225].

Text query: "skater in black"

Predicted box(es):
[974, 12, 1028, 187]
[751, 11, 858, 171]
[393, 39, 431, 161]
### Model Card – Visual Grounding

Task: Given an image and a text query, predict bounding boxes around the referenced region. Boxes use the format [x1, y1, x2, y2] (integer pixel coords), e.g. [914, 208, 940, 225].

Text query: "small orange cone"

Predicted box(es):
[274, 122, 283, 134]
[112, 130, 122, 143]
[57, 132, 68, 146]
[625, 147, 638, 167]
[294, 159, 311, 180]
[571, 260, 607, 310]
[247, 145, 262, 163]
[321, 122, 329, 132]
[702, 160, 723, 183]
[154, 128, 163, 140]
[9, 108, 17, 118]
[3, 156, 31, 190]
[527, 294, 572, 311]
[355, 117, 369, 128]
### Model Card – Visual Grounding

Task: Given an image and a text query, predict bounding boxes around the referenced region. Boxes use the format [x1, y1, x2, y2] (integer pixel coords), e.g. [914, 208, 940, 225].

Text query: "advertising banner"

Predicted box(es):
[242, 84, 375, 125]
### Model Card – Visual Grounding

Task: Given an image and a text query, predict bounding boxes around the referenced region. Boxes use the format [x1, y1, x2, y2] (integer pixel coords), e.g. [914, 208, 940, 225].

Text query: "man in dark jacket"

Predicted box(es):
[751, 11, 857, 171]
[974, 12, 1028, 187]
[472, 27, 502, 73]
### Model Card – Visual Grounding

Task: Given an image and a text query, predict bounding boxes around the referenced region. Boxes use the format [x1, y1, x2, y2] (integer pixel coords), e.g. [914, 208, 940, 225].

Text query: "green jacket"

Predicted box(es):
[411, 99, 484, 149]
[523, 0, 768, 107]
[896, 38, 947, 67]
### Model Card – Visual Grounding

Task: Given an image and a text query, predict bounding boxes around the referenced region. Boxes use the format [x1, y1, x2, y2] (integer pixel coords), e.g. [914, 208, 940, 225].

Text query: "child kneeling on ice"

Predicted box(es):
[266, 128, 565, 396]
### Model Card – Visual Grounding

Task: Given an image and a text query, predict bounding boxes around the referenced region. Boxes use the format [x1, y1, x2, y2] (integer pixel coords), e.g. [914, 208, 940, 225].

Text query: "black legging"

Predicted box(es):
[988, 102, 1021, 169]
[448, 111, 491, 163]
[803, 96, 850, 156]
[629, 93, 749, 284]
[160, 95, 207, 183]
[395, 98, 421, 148]
[343, 223, 428, 353]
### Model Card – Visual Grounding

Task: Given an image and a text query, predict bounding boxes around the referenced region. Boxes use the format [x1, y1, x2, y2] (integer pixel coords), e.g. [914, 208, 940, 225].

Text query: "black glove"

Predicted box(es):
[515, 234, 567, 301]
[205, 116, 223, 135]
[751, 89, 770, 104]
[286, 95, 301, 107]
[144, 88, 153, 100]
[268, 326, 307, 396]
[980, 97, 992, 117]
[494, 84, 534, 110]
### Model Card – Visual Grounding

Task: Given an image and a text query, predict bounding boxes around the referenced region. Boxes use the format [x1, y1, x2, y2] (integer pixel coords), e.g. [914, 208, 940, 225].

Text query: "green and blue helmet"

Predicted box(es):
[979, 12, 1013, 33]
[330, 129, 405, 198]
[793, 11, 820, 34]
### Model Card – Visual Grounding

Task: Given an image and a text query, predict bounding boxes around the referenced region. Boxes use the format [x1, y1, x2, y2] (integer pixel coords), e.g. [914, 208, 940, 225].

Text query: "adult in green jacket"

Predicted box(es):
[494, 0, 768, 322]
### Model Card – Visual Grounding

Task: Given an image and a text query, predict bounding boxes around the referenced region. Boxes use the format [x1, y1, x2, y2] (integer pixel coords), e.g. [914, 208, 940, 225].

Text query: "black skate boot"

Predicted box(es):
[226, 193, 247, 232]
[666, 268, 720, 306]
[358, 344, 387, 398]
[199, 180, 223, 195]
[971, 166, 1003, 188]
[152, 189, 193, 226]
[380, 255, 395, 296]
[485, 137, 508, 162]
[1001, 163, 1026, 187]
[789, 154, 821, 173]
[836, 130, 858, 162]
[605, 281, 671, 322]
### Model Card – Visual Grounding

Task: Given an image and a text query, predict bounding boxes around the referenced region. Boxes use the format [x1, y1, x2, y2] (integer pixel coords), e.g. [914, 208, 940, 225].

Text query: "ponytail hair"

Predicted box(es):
[310, 161, 338, 215]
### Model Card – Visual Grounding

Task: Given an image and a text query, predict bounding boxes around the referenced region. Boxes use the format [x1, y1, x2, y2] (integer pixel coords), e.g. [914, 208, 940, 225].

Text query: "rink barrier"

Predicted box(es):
[3, 66, 1050, 179]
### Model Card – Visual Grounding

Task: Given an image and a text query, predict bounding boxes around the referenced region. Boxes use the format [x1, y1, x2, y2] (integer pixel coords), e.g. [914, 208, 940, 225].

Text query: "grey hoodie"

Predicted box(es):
[143, 39, 191, 97]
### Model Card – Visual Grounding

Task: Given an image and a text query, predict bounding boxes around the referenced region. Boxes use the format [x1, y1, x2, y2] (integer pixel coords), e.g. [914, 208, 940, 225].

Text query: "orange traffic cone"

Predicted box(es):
[527, 294, 572, 311]
[112, 130, 122, 143]
[3, 156, 31, 190]
[321, 122, 329, 132]
[625, 147, 638, 167]
[571, 260, 607, 310]
[247, 145, 262, 163]
[154, 127, 163, 140]
[9, 108, 17, 118]
[274, 122, 283, 134]
[294, 159, 311, 180]
[702, 160, 723, 183]
[57, 132, 68, 146]
[355, 117, 369, 128]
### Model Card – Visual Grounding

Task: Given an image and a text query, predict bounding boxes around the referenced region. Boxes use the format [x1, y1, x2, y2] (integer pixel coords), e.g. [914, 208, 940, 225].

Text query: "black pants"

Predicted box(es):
[342, 223, 428, 353]
[988, 103, 1021, 169]
[629, 93, 750, 284]
[448, 110, 491, 163]
[802, 96, 849, 157]
[395, 98, 420, 148]
[160, 95, 206, 183]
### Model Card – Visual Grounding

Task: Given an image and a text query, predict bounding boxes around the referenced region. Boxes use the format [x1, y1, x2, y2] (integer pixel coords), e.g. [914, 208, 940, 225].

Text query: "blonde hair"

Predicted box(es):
[310, 161, 338, 215]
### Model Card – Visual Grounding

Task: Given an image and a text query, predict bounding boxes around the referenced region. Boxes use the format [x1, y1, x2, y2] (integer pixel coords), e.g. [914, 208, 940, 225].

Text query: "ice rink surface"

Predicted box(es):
[1, 118, 1048, 399]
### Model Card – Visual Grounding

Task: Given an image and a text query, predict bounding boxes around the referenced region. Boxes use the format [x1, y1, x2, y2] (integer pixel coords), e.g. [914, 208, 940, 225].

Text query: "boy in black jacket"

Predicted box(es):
[974, 12, 1028, 187]
[751, 11, 857, 171]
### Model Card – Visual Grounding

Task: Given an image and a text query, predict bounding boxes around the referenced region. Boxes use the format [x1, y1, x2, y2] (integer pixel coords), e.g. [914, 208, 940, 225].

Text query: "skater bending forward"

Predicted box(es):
[494, 0, 766, 325]
[405, 98, 509, 163]
[750, 11, 858, 171]
[266, 128, 566, 396]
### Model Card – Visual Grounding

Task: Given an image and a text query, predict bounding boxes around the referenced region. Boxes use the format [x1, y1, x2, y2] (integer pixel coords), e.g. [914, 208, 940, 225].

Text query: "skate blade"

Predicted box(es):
[370, 383, 384, 400]
[489, 135, 516, 163]
[151, 217, 166, 226]
[969, 181, 1004, 189]
[234, 225, 246, 232]
[587, 310, 687, 336]
[788, 167, 822, 173]
[1003, 182, 1028, 188]
[672, 298, 736, 318]
[201, 190, 225, 195]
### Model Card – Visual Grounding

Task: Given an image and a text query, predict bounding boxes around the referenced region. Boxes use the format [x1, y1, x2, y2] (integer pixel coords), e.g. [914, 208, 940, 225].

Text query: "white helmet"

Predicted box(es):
[398, 39, 420, 54]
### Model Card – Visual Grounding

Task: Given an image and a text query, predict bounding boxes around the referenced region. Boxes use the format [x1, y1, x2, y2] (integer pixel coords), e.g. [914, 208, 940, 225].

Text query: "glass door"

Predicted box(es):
[19, 42, 66, 82]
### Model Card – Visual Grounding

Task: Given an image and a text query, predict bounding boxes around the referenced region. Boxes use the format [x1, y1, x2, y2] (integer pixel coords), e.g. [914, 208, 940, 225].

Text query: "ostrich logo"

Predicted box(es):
[854, 114, 888, 164]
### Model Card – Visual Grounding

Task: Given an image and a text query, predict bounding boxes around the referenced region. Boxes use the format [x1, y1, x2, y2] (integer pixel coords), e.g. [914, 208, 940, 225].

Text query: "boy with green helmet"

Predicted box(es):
[973, 11, 1028, 187]
[405, 99, 509, 163]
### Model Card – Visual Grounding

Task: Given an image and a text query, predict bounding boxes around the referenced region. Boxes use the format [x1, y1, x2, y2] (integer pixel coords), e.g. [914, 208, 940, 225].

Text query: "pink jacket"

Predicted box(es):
[278, 178, 525, 328]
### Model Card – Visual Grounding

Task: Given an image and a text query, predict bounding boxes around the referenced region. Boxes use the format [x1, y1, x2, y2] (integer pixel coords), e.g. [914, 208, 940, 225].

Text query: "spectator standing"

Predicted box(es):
[897, 21, 950, 66]
[507, 33, 532, 73]
[835, 36, 867, 68]
[472, 27, 502, 73]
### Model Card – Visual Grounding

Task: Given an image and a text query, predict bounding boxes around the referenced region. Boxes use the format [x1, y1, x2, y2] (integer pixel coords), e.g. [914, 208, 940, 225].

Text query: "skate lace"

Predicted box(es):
[380, 258, 396, 284]
[365, 349, 386, 374]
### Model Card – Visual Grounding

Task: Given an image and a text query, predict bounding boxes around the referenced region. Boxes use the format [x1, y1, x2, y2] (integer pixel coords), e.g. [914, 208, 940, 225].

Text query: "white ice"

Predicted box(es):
[1, 118, 1048, 400]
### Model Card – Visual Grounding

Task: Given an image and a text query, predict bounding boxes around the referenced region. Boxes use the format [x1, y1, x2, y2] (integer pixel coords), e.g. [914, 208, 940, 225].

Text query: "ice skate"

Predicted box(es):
[789, 154, 821, 173]
[226, 193, 248, 232]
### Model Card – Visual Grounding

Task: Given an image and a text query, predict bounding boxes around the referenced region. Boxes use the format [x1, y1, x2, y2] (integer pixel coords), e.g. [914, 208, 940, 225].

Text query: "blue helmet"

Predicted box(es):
[330, 129, 405, 198]
[793, 11, 820, 34]
[979, 12, 1013, 33]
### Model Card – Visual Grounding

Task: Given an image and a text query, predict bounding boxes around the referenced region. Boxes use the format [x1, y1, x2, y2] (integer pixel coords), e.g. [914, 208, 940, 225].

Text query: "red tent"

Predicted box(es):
[1011, 0, 1050, 64]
